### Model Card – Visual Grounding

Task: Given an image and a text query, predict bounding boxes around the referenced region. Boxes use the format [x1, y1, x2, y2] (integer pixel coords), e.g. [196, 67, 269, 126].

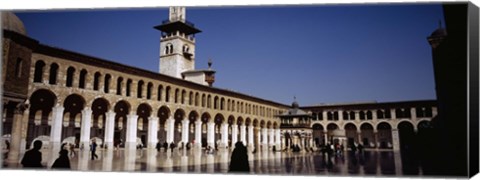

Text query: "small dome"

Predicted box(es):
[2, 12, 27, 35]
[429, 28, 447, 38]
[292, 100, 299, 109]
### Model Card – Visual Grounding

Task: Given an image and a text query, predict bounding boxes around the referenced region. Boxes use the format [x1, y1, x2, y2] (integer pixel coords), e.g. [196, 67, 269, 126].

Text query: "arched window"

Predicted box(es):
[207, 95, 212, 108]
[342, 111, 348, 120]
[377, 110, 384, 119]
[366, 111, 373, 119]
[14, 58, 23, 78]
[93, 72, 101, 90]
[116, 77, 123, 95]
[202, 94, 206, 107]
[181, 90, 186, 104]
[195, 92, 199, 106]
[137, 80, 144, 98]
[147, 82, 153, 99]
[165, 86, 171, 102]
[169, 44, 173, 54]
[49, 63, 59, 85]
[104, 74, 111, 93]
[33, 60, 45, 82]
[126, 79, 132, 96]
[359, 111, 366, 120]
[157, 85, 163, 101]
[175, 89, 179, 103]
[220, 98, 225, 110]
[79, 69, 87, 89]
[214, 96, 219, 109]
[66, 67, 75, 87]
[189, 92, 193, 105]
[183, 44, 189, 53]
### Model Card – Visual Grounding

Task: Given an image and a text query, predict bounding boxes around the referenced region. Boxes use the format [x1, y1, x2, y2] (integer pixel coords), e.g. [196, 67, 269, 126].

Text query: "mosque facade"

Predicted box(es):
[1, 7, 437, 163]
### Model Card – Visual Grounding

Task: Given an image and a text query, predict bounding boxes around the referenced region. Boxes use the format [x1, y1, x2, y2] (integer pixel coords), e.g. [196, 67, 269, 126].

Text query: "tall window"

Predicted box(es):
[93, 72, 101, 90]
[147, 83, 153, 99]
[165, 86, 171, 102]
[157, 85, 163, 101]
[49, 63, 59, 85]
[116, 77, 123, 95]
[137, 80, 144, 98]
[14, 58, 23, 78]
[33, 60, 45, 82]
[104, 74, 111, 93]
[79, 69, 87, 89]
[66, 67, 75, 87]
[126, 79, 132, 96]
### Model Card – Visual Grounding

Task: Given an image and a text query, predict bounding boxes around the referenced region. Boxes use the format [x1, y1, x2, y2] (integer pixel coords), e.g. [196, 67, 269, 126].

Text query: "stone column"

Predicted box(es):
[166, 117, 175, 143]
[7, 104, 27, 162]
[207, 122, 215, 147]
[148, 116, 159, 149]
[194, 120, 202, 147]
[269, 128, 274, 146]
[182, 119, 189, 144]
[275, 129, 281, 148]
[390, 108, 396, 120]
[262, 128, 268, 145]
[104, 110, 115, 149]
[391, 129, 400, 151]
[50, 105, 64, 145]
[410, 107, 417, 120]
[240, 124, 246, 145]
[125, 113, 138, 149]
[247, 125, 254, 147]
[323, 132, 328, 145]
[221, 123, 228, 147]
[338, 110, 343, 121]
[357, 130, 362, 145]
[232, 124, 238, 145]
[80, 108, 92, 148]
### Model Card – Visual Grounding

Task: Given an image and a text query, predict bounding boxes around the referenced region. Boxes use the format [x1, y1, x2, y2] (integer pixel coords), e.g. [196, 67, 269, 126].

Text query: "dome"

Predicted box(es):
[429, 28, 447, 38]
[292, 100, 299, 109]
[2, 12, 27, 35]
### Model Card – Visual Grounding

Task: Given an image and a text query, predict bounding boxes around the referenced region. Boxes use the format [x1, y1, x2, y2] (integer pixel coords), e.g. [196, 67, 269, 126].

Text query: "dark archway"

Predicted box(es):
[137, 103, 152, 146]
[360, 123, 374, 148]
[114, 100, 130, 147]
[91, 98, 110, 142]
[27, 89, 56, 148]
[157, 106, 170, 144]
[188, 111, 199, 143]
[200, 112, 211, 147]
[377, 122, 392, 149]
[344, 123, 358, 148]
[62, 94, 86, 141]
[312, 124, 324, 147]
[173, 109, 185, 143]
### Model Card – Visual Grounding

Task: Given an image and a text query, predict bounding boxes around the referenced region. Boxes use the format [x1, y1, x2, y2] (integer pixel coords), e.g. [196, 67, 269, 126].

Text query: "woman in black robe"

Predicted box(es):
[228, 141, 250, 173]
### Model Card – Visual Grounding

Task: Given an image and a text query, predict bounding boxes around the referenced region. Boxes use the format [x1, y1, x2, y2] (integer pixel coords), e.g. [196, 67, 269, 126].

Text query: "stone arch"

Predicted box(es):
[27, 89, 57, 147]
[213, 113, 224, 145]
[360, 122, 374, 147]
[188, 110, 198, 142]
[312, 123, 324, 146]
[344, 123, 358, 147]
[62, 94, 86, 141]
[91, 98, 110, 140]
[266, 121, 272, 129]
[237, 117, 244, 126]
[157, 106, 170, 144]
[397, 121, 415, 151]
[137, 103, 152, 145]
[200, 112, 211, 147]
[113, 100, 131, 146]
[273, 122, 278, 129]
[173, 108, 186, 143]
[377, 122, 392, 149]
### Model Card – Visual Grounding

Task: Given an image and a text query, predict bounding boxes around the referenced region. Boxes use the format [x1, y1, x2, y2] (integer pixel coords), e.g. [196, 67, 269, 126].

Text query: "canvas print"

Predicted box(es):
[0, 3, 477, 179]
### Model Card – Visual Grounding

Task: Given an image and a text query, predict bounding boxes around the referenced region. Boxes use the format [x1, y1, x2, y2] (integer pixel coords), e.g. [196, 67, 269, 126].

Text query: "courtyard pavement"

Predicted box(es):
[2, 147, 423, 178]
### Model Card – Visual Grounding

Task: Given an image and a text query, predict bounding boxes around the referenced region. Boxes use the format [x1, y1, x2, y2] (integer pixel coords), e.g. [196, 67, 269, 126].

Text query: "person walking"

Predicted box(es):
[90, 140, 98, 160]
[21, 140, 43, 168]
[51, 149, 71, 170]
[228, 141, 250, 173]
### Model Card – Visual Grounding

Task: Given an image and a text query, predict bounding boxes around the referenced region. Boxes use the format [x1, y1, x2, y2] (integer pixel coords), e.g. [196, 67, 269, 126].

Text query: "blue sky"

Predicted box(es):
[15, 4, 443, 106]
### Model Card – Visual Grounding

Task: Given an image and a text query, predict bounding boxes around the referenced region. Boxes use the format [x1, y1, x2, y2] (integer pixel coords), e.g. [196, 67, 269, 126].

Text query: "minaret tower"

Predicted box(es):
[155, 7, 201, 78]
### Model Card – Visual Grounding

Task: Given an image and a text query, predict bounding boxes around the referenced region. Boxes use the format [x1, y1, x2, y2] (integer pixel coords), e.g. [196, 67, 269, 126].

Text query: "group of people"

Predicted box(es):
[20, 139, 102, 170]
